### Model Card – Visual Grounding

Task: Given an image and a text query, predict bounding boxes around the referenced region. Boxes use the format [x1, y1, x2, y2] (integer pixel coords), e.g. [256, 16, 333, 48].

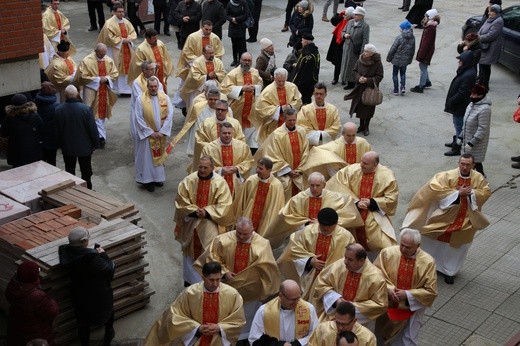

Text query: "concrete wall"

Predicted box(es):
[0, 60, 41, 97]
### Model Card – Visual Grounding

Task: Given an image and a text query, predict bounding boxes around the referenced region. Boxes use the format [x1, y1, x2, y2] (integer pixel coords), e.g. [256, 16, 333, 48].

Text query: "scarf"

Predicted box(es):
[333, 17, 349, 45]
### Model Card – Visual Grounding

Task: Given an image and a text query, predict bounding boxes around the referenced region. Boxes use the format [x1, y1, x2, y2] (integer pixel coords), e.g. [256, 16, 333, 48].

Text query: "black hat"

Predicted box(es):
[57, 40, 70, 52]
[11, 93, 27, 106]
[317, 208, 339, 226]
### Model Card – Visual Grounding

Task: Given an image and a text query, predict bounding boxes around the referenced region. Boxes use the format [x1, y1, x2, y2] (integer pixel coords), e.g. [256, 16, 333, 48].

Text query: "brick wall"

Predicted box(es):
[0, 0, 43, 62]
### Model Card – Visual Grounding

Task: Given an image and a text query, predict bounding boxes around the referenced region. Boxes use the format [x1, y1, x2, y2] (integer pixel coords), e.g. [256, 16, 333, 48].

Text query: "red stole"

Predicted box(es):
[97, 60, 108, 119]
[64, 58, 74, 75]
[200, 291, 219, 346]
[438, 177, 471, 243]
[277, 87, 287, 126]
[151, 45, 166, 93]
[355, 172, 375, 250]
[314, 233, 332, 274]
[345, 143, 357, 164]
[233, 242, 251, 273]
[315, 108, 326, 130]
[250, 181, 270, 231]
[308, 197, 322, 220]
[202, 36, 210, 50]
[241, 71, 253, 128]
[193, 179, 211, 259]
[118, 22, 131, 74]
[53, 12, 64, 40]
[342, 271, 361, 302]
[288, 131, 301, 169]
[387, 256, 416, 320]
[221, 145, 234, 194]
[206, 61, 215, 75]
[216, 122, 222, 138]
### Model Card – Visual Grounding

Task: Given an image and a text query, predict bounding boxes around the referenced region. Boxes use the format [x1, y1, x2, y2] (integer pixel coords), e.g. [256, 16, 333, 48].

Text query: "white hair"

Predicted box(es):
[273, 68, 288, 79]
[308, 172, 326, 184]
[64, 85, 78, 99]
[400, 228, 421, 245]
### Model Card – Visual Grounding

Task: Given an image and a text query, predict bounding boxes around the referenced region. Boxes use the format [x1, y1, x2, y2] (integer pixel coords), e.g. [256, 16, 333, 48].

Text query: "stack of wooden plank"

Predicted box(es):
[40, 180, 141, 225]
[0, 205, 93, 310]
[0, 161, 86, 212]
[21, 218, 154, 345]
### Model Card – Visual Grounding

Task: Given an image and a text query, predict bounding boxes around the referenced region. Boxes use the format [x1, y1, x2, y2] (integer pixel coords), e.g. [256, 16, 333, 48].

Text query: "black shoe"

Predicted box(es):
[99, 138, 106, 148]
[146, 183, 155, 192]
[164, 32, 171, 36]
[343, 82, 355, 90]
[331, 80, 338, 85]
[341, 81, 346, 86]
[398, 6, 404, 9]
[402, 7, 409, 11]
[356, 127, 365, 133]
[363, 129, 370, 136]
[414, 24, 423, 29]
[445, 135, 456, 148]
[425, 80, 432, 88]
[230, 60, 238, 67]
[512, 162, 520, 169]
[444, 275, 454, 284]
[511, 156, 520, 162]
[88, 26, 98, 31]
[246, 38, 257, 43]
[103, 328, 115, 346]
[154, 182, 164, 187]
[410, 86, 423, 93]
[182, 107, 187, 116]
[444, 147, 461, 156]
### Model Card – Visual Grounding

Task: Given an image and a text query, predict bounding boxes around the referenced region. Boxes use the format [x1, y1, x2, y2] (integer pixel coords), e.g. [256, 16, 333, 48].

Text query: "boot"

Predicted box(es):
[444, 142, 461, 156]
[445, 135, 456, 148]
[364, 118, 370, 136]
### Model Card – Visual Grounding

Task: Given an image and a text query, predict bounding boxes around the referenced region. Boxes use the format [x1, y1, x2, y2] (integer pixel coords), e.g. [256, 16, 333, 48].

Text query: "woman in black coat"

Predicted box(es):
[226, 0, 251, 66]
[35, 82, 59, 166]
[288, 1, 314, 48]
[326, 8, 354, 84]
[406, 0, 433, 27]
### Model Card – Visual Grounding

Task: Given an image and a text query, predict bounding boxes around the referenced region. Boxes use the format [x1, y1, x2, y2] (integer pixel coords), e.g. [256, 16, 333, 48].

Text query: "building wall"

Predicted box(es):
[0, 0, 44, 97]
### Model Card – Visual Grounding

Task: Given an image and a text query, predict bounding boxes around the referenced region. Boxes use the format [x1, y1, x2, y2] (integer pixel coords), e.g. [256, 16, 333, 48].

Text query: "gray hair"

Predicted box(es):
[236, 216, 253, 229]
[203, 79, 219, 91]
[147, 76, 160, 86]
[308, 172, 326, 184]
[206, 88, 220, 97]
[141, 60, 156, 71]
[401, 228, 421, 245]
[273, 68, 288, 79]
[64, 85, 79, 99]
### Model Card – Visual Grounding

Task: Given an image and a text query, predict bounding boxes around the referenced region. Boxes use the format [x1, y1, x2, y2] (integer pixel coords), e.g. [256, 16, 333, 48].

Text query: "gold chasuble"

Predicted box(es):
[96, 16, 136, 77]
[252, 81, 302, 143]
[277, 223, 355, 300]
[296, 103, 341, 145]
[403, 168, 490, 247]
[326, 163, 398, 252]
[308, 321, 376, 346]
[180, 56, 227, 103]
[174, 172, 233, 260]
[144, 282, 245, 346]
[233, 174, 285, 237]
[45, 54, 77, 93]
[263, 298, 312, 340]
[176, 30, 224, 79]
[128, 39, 173, 90]
[313, 258, 387, 321]
[374, 246, 437, 342]
[42, 7, 77, 55]
[194, 231, 280, 302]
[141, 91, 170, 166]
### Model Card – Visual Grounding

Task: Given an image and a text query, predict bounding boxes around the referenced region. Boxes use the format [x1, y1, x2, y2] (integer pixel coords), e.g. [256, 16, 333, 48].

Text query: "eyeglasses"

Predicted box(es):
[215, 108, 227, 112]
[335, 319, 355, 328]
[281, 290, 301, 302]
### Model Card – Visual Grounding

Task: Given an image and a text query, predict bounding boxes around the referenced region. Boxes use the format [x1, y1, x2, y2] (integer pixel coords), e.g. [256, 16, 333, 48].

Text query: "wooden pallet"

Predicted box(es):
[40, 181, 140, 225]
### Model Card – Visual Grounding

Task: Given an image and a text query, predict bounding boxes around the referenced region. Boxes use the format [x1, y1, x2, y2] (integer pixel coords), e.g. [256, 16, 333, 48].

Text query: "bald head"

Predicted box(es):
[279, 280, 301, 310]
[240, 52, 253, 71]
[95, 43, 107, 58]
[64, 85, 79, 100]
[360, 151, 379, 173]
[342, 122, 357, 144]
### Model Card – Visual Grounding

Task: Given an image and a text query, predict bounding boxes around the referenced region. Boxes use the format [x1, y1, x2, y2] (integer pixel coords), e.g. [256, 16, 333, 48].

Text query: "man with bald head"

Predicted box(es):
[55, 85, 100, 190]
[326, 151, 399, 259]
[73, 42, 118, 147]
[249, 279, 319, 345]
[313, 243, 387, 331]
[266, 172, 362, 248]
[221, 52, 264, 153]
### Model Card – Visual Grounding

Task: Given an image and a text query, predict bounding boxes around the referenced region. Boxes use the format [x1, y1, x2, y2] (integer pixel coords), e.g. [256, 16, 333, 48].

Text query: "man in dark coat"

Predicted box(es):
[172, 0, 202, 49]
[55, 85, 100, 189]
[35, 82, 59, 166]
[59, 226, 115, 346]
[153, 0, 171, 36]
[444, 51, 476, 156]
[256, 38, 276, 87]
[6, 261, 59, 346]
[0, 93, 43, 168]
[202, 0, 227, 39]
[290, 34, 320, 104]
[247, 0, 262, 42]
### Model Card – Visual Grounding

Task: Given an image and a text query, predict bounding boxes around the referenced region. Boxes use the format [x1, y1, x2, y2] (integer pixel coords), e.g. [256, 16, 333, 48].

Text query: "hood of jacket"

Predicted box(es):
[472, 95, 492, 107]
[34, 92, 58, 107]
[4, 102, 37, 117]
[5, 276, 39, 302]
[402, 29, 414, 40]
[359, 52, 381, 65]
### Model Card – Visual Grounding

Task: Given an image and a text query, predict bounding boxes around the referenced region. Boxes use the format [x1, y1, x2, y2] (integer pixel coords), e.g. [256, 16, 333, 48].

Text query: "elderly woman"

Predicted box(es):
[457, 32, 481, 71]
[343, 43, 383, 136]
[226, 0, 251, 67]
[339, 6, 369, 90]
[327, 7, 355, 85]
[461, 84, 491, 176]
[288, 1, 314, 48]
[477, 4, 504, 89]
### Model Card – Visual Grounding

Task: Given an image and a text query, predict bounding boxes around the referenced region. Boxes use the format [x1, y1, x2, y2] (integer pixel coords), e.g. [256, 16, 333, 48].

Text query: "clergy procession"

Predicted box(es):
[7, 0, 516, 344]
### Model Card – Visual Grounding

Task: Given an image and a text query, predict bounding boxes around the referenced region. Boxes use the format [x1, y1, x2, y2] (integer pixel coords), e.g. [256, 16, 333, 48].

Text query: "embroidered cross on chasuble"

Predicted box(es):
[345, 143, 357, 164]
[193, 179, 211, 259]
[308, 197, 322, 220]
[250, 181, 270, 230]
[276, 87, 287, 126]
[314, 233, 332, 275]
[315, 108, 326, 130]
[387, 256, 416, 320]
[221, 145, 234, 194]
[288, 131, 302, 196]
[118, 23, 131, 74]
[151, 45, 166, 92]
[200, 292, 219, 346]
[342, 271, 361, 302]
[355, 172, 375, 250]
[438, 177, 471, 243]
[205, 61, 215, 75]
[241, 72, 253, 128]
[97, 60, 108, 119]
[202, 36, 210, 50]
[234, 242, 251, 273]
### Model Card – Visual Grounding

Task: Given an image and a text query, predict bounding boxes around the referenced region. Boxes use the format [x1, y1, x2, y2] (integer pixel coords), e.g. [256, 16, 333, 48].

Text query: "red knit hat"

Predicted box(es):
[17, 261, 40, 283]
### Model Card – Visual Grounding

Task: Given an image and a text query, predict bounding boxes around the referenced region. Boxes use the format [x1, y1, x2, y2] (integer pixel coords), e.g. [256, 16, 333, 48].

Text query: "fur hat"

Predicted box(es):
[364, 43, 377, 53]
[17, 261, 40, 283]
[297, 1, 308, 9]
[317, 208, 339, 226]
[353, 6, 366, 16]
[400, 20, 412, 30]
[68, 226, 89, 246]
[11, 93, 28, 106]
[260, 38, 273, 50]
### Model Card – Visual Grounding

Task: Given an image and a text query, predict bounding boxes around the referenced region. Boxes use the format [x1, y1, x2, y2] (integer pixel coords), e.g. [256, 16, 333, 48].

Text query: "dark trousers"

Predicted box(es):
[231, 37, 247, 62]
[333, 62, 341, 82]
[154, 3, 170, 34]
[78, 311, 114, 346]
[63, 155, 94, 190]
[474, 162, 485, 176]
[248, 0, 262, 40]
[284, 0, 298, 26]
[87, 1, 105, 29]
[128, 2, 145, 32]
[42, 148, 57, 166]
[478, 64, 491, 89]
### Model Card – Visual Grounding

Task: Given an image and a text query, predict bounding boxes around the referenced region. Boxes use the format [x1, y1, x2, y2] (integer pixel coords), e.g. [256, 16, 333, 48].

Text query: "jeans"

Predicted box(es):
[419, 62, 429, 87]
[63, 155, 94, 189]
[452, 115, 464, 138]
[323, 0, 339, 17]
[392, 65, 407, 90]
